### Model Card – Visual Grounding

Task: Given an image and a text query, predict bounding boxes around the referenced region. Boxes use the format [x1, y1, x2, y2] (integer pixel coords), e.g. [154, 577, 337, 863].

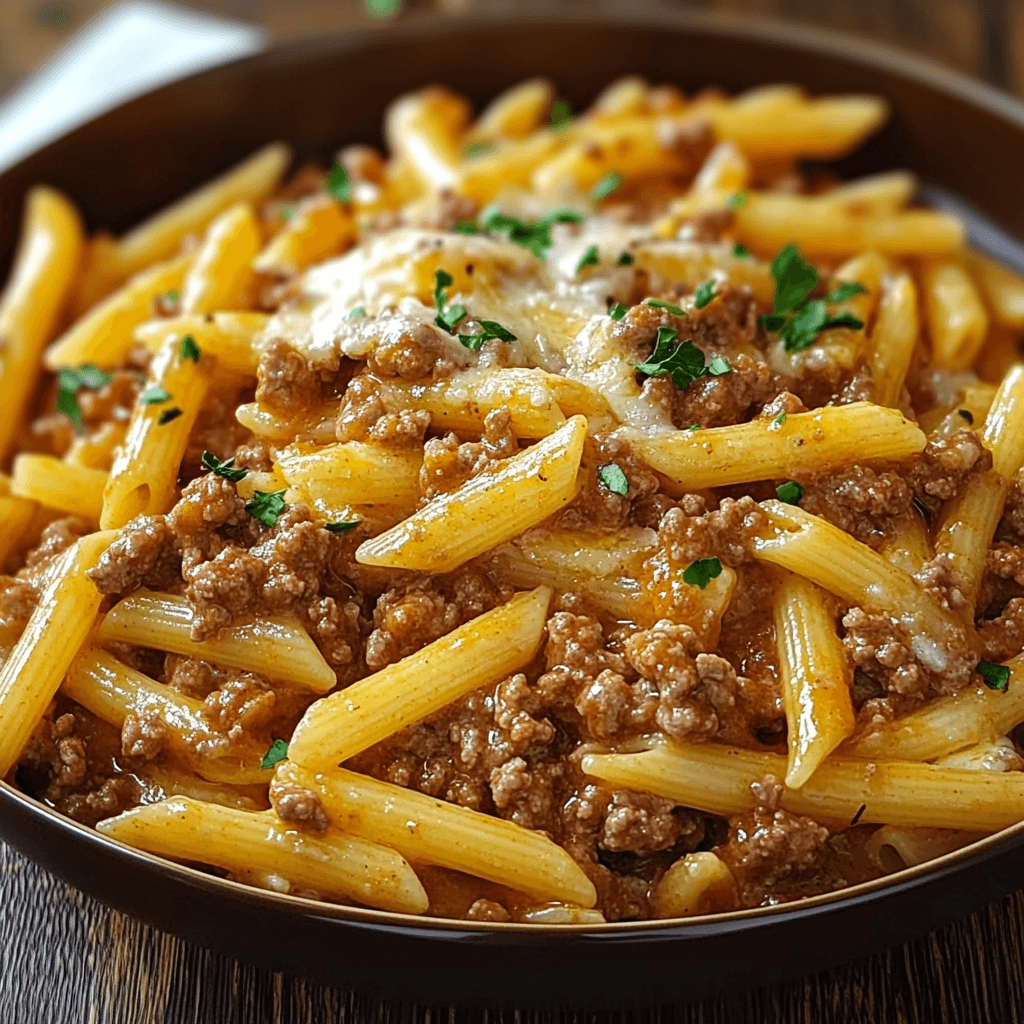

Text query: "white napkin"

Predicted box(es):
[0, 0, 265, 174]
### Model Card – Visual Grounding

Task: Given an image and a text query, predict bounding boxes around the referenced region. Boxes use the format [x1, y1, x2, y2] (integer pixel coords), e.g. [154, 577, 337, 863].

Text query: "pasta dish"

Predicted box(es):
[2, 77, 1024, 923]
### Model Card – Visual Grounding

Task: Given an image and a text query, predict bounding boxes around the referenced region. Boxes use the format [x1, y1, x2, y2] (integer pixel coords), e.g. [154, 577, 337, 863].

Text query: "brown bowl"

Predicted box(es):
[2, 9, 1024, 1007]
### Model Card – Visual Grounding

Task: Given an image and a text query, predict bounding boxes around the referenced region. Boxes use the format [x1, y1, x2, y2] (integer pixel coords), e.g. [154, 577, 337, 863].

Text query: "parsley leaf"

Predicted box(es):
[478, 206, 584, 259]
[769, 243, 819, 314]
[464, 140, 492, 158]
[826, 281, 868, 305]
[245, 489, 287, 528]
[978, 661, 1011, 691]
[597, 463, 628, 495]
[550, 99, 572, 128]
[633, 327, 725, 391]
[591, 171, 622, 202]
[164, 289, 179, 302]
[780, 301, 864, 353]
[773, 411, 787, 427]
[326, 163, 352, 203]
[776, 480, 805, 504]
[729, 192, 748, 208]
[325, 521, 360, 533]
[645, 299, 686, 316]
[732, 243, 750, 259]
[694, 280, 716, 309]
[157, 407, 182, 425]
[706, 356, 731, 376]
[617, 251, 634, 266]
[454, 220, 480, 235]
[260, 738, 289, 770]
[576, 244, 599, 275]
[141, 386, 170, 405]
[683, 557, 722, 589]
[609, 302, 629, 321]
[201, 450, 248, 483]
[347, 306, 366, 318]
[56, 363, 112, 429]
[179, 335, 200, 361]
[458, 319, 517, 351]
[433, 269, 467, 333]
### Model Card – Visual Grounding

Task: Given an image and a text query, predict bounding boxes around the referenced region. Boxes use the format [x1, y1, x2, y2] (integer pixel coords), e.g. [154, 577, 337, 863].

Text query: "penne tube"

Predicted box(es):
[288, 586, 551, 770]
[138, 762, 270, 812]
[94, 590, 336, 693]
[278, 762, 597, 907]
[467, 77, 555, 142]
[582, 740, 1024, 832]
[847, 655, 1024, 762]
[625, 402, 925, 492]
[921, 259, 990, 372]
[385, 87, 469, 194]
[178, 202, 261, 315]
[455, 132, 562, 202]
[0, 530, 114, 776]
[254, 195, 354, 278]
[651, 852, 736, 918]
[879, 512, 933, 577]
[817, 170, 918, 214]
[656, 141, 751, 234]
[63, 645, 268, 784]
[65, 420, 128, 472]
[236, 402, 337, 445]
[870, 272, 919, 407]
[934, 364, 1024, 613]
[0, 187, 84, 461]
[752, 500, 965, 657]
[97, 798, 428, 914]
[134, 312, 267, 376]
[70, 232, 121, 317]
[589, 76, 650, 119]
[774, 574, 855, 789]
[100, 334, 212, 529]
[0, 495, 38, 568]
[633, 240, 774, 306]
[969, 253, 1024, 328]
[44, 250, 193, 371]
[355, 415, 587, 573]
[277, 442, 422, 510]
[11, 454, 106, 524]
[109, 143, 290, 280]
[733, 193, 963, 259]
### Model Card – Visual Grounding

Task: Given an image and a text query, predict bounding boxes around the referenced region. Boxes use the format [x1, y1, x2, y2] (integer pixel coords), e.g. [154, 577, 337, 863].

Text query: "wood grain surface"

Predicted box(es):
[3, 2, 1024, 1022]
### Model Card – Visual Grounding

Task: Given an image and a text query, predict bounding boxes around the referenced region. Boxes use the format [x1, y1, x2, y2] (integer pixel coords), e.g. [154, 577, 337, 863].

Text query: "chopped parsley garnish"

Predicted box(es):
[773, 411, 788, 427]
[694, 280, 716, 309]
[201, 450, 248, 482]
[550, 99, 572, 128]
[826, 281, 868, 304]
[433, 269, 467, 333]
[687, 423, 701, 432]
[245, 489, 287, 528]
[56, 363, 112, 429]
[633, 326, 730, 391]
[279, 205, 295, 222]
[325, 521, 360, 533]
[958, 409, 975, 424]
[608, 302, 630, 321]
[732, 243, 750, 259]
[141, 386, 171, 405]
[326, 163, 352, 203]
[164, 289, 179, 302]
[157, 407, 182, 425]
[179, 335, 200, 361]
[645, 299, 686, 316]
[260, 739, 289, 770]
[978, 661, 1010, 691]
[776, 480, 805, 504]
[477, 205, 584, 259]
[617, 251, 634, 266]
[591, 171, 622, 202]
[464, 140, 493, 158]
[683, 557, 722, 589]
[347, 306, 366, 319]
[458, 319, 517, 351]
[453, 220, 480, 235]
[760, 244, 865, 353]
[729, 192, 748, 208]
[576, 244, 600, 275]
[850, 804, 867, 826]
[597, 463, 628, 495]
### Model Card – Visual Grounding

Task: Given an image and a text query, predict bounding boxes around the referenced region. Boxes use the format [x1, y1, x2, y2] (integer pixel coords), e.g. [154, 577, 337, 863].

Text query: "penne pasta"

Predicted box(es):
[278, 762, 597, 907]
[921, 259, 990, 372]
[134, 312, 267, 377]
[94, 591, 336, 693]
[651, 852, 736, 918]
[98, 798, 429, 914]
[0, 495, 38, 568]
[969, 253, 1024, 328]
[385, 87, 469, 194]
[0, 187, 83, 461]
[178, 202, 261, 315]
[253, 195, 355, 277]
[355, 415, 587, 573]
[624, 403, 925, 493]
[468, 77, 555, 142]
[0, 531, 114, 776]
[582, 740, 1024, 832]
[870, 271, 919, 407]
[11, 454, 106, 524]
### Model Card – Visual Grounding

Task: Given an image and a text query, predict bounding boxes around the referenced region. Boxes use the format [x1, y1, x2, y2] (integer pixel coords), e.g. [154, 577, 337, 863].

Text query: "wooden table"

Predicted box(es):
[3, 1, 1024, 1021]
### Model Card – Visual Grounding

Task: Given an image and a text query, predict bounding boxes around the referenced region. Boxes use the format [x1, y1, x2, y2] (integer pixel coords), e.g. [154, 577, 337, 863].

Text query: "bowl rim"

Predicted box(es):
[4, 5, 1024, 939]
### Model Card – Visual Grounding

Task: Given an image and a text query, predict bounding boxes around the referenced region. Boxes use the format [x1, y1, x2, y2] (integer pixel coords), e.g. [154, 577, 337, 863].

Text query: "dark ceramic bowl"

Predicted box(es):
[3, 10, 1024, 1008]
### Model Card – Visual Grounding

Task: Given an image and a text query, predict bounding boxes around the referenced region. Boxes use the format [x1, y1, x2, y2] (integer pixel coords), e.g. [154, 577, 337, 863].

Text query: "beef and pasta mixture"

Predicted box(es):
[3, 77, 1024, 924]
